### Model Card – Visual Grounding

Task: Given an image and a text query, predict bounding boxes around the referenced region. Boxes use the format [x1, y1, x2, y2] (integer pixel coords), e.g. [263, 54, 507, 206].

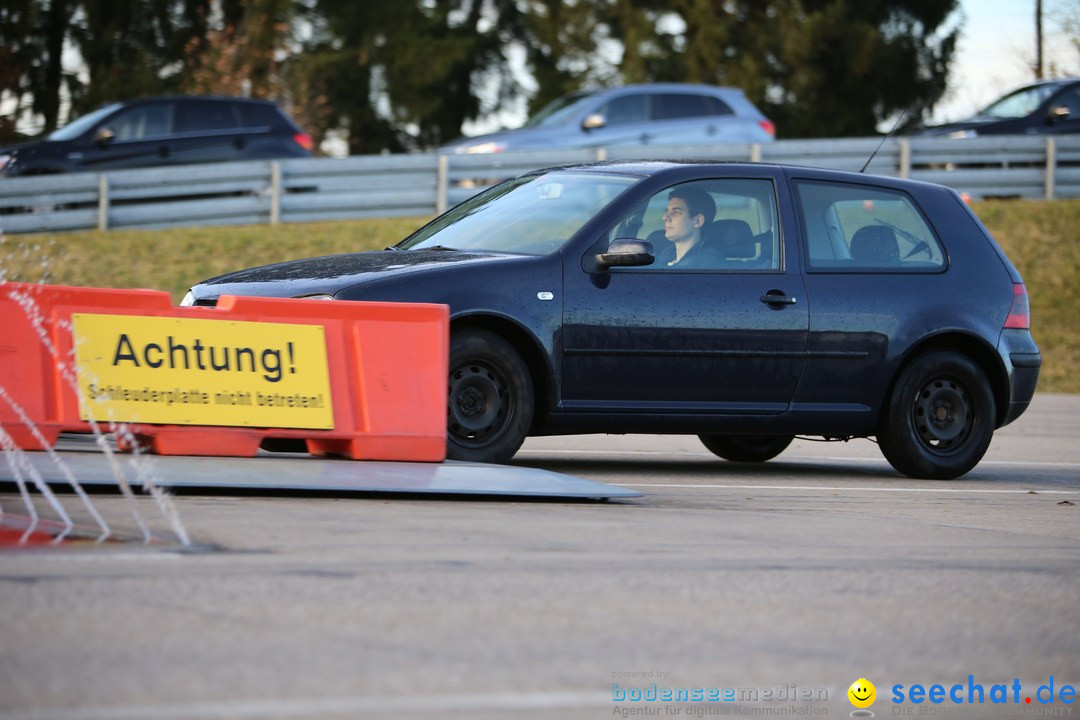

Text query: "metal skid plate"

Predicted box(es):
[12, 449, 642, 501]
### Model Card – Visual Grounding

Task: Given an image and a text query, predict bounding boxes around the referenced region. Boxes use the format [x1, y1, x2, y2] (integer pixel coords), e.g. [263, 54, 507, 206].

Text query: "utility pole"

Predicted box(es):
[1036, 0, 1044, 79]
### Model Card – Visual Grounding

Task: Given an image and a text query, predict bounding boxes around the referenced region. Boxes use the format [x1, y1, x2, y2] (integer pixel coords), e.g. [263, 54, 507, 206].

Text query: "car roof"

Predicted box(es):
[582, 83, 750, 97]
[1004, 77, 1080, 93]
[108, 95, 280, 107]
[535, 159, 948, 192]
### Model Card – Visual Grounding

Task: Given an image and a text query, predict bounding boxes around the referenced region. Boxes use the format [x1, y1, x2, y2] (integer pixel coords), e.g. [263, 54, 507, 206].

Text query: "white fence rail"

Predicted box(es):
[1, 135, 1077, 234]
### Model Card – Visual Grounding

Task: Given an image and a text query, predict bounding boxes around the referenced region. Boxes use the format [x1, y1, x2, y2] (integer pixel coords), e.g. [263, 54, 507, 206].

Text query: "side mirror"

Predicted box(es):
[582, 113, 606, 131]
[94, 127, 116, 145]
[597, 239, 655, 269]
[1049, 105, 1070, 123]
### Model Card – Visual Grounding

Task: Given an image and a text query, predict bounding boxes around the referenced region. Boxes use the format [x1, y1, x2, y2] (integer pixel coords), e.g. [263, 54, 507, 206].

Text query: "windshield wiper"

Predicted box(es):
[417, 245, 458, 252]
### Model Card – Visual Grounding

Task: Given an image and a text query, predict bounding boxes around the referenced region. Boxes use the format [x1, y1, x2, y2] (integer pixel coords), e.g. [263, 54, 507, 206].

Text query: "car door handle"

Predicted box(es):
[760, 291, 797, 307]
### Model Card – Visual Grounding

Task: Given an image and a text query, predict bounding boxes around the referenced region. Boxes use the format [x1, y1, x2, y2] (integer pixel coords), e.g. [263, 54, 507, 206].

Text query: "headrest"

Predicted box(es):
[850, 225, 899, 264]
[708, 219, 756, 259]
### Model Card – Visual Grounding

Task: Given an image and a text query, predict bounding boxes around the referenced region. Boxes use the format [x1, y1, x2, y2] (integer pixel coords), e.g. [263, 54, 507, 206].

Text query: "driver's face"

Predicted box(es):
[664, 198, 701, 243]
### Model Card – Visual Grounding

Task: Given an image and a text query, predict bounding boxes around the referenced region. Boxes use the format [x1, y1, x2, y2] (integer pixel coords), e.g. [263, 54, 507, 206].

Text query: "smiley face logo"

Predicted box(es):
[848, 678, 876, 708]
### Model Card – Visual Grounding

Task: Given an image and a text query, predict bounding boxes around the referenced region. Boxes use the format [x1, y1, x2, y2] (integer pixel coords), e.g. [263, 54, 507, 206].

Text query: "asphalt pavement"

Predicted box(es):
[1, 394, 1077, 720]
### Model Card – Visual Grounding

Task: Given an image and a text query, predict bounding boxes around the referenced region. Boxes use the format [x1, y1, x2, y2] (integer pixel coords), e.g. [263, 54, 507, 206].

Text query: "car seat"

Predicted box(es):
[703, 219, 757, 267]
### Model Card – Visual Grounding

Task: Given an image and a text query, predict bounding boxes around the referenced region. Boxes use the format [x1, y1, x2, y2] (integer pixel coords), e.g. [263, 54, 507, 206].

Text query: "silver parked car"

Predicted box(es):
[441, 83, 776, 154]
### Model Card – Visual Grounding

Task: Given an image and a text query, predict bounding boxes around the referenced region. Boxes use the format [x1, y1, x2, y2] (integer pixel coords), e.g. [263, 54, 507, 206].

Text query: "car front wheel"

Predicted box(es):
[446, 329, 533, 464]
[698, 434, 794, 462]
[878, 351, 995, 479]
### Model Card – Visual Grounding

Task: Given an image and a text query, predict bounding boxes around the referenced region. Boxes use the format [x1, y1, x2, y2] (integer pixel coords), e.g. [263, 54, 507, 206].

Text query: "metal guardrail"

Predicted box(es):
[1, 135, 1078, 234]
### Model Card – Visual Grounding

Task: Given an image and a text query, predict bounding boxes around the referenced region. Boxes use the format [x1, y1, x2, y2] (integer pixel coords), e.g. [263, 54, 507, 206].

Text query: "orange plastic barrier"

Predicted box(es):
[0, 283, 448, 462]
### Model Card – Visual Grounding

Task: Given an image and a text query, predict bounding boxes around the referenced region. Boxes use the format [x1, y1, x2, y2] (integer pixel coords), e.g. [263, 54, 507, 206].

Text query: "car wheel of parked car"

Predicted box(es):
[698, 434, 794, 462]
[447, 329, 534, 464]
[878, 351, 995, 480]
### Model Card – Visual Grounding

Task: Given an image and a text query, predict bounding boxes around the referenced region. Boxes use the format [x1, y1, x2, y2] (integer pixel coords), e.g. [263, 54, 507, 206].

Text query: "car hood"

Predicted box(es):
[193, 248, 515, 299]
[0, 138, 63, 156]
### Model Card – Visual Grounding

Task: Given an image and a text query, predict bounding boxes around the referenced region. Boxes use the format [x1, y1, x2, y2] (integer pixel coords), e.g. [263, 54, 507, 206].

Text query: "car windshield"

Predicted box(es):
[522, 91, 594, 128]
[47, 103, 122, 141]
[979, 84, 1059, 118]
[398, 171, 639, 255]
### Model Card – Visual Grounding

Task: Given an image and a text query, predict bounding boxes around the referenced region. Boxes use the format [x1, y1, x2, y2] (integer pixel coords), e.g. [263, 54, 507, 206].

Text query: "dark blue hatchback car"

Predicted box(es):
[184, 161, 1041, 479]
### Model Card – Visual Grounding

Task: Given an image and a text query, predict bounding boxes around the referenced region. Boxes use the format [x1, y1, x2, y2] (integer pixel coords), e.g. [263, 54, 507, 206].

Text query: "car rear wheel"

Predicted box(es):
[447, 329, 533, 464]
[698, 434, 793, 462]
[878, 351, 995, 479]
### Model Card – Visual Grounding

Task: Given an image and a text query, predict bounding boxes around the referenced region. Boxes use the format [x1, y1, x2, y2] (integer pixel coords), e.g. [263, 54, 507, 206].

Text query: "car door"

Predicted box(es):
[560, 170, 808, 414]
[74, 101, 176, 171]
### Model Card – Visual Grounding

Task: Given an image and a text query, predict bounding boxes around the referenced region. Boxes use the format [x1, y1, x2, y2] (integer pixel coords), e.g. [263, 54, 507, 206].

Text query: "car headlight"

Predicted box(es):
[0, 154, 12, 173]
[179, 290, 196, 307]
[455, 141, 506, 154]
[293, 293, 336, 300]
[948, 129, 978, 139]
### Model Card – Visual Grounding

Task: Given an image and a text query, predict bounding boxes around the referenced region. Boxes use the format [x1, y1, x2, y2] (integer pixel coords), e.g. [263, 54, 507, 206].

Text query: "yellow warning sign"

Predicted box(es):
[72, 313, 335, 429]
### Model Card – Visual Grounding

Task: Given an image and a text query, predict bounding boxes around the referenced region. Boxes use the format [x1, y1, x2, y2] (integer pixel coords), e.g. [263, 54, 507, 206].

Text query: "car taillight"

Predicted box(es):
[293, 132, 314, 151]
[1004, 283, 1030, 329]
[759, 119, 776, 138]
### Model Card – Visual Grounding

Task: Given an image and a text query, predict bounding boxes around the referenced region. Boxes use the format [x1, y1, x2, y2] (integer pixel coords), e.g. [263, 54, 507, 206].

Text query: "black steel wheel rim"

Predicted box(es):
[448, 360, 511, 447]
[911, 375, 973, 455]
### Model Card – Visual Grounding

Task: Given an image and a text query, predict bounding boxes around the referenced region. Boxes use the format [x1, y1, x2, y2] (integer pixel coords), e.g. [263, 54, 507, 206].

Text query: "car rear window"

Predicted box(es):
[794, 180, 946, 272]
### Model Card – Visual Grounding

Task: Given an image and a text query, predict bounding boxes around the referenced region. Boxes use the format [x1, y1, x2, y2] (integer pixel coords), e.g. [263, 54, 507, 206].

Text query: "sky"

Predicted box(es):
[933, 0, 1076, 122]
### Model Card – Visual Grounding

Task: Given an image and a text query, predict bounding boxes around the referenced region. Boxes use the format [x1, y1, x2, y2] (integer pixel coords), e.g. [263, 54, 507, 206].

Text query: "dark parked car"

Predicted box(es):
[440, 83, 775, 154]
[0, 95, 313, 177]
[182, 161, 1040, 479]
[921, 78, 1080, 138]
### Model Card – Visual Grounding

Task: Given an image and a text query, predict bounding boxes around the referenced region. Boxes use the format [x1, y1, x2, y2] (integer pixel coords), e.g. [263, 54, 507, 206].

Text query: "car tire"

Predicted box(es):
[447, 329, 533, 464]
[698, 434, 793, 462]
[878, 351, 995, 479]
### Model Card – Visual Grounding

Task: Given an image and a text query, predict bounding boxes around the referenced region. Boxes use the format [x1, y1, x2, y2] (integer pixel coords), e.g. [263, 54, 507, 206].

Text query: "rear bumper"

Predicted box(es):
[998, 330, 1042, 427]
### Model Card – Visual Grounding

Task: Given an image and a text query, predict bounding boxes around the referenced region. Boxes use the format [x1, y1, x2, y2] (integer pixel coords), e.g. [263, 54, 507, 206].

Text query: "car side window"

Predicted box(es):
[1053, 89, 1080, 118]
[704, 96, 734, 116]
[236, 102, 279, 129]
[610, 178, 781, 271]
[794, 180, 946, 272]
[176, 101, 240, 133]
[105, 103, 174, 141]
[598, 95, 647, 126]
[651, 93, 711, 120]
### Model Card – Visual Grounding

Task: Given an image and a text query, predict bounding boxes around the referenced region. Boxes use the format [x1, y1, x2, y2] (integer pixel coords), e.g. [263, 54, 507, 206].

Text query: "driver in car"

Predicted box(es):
[656, 185, 718, 268]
